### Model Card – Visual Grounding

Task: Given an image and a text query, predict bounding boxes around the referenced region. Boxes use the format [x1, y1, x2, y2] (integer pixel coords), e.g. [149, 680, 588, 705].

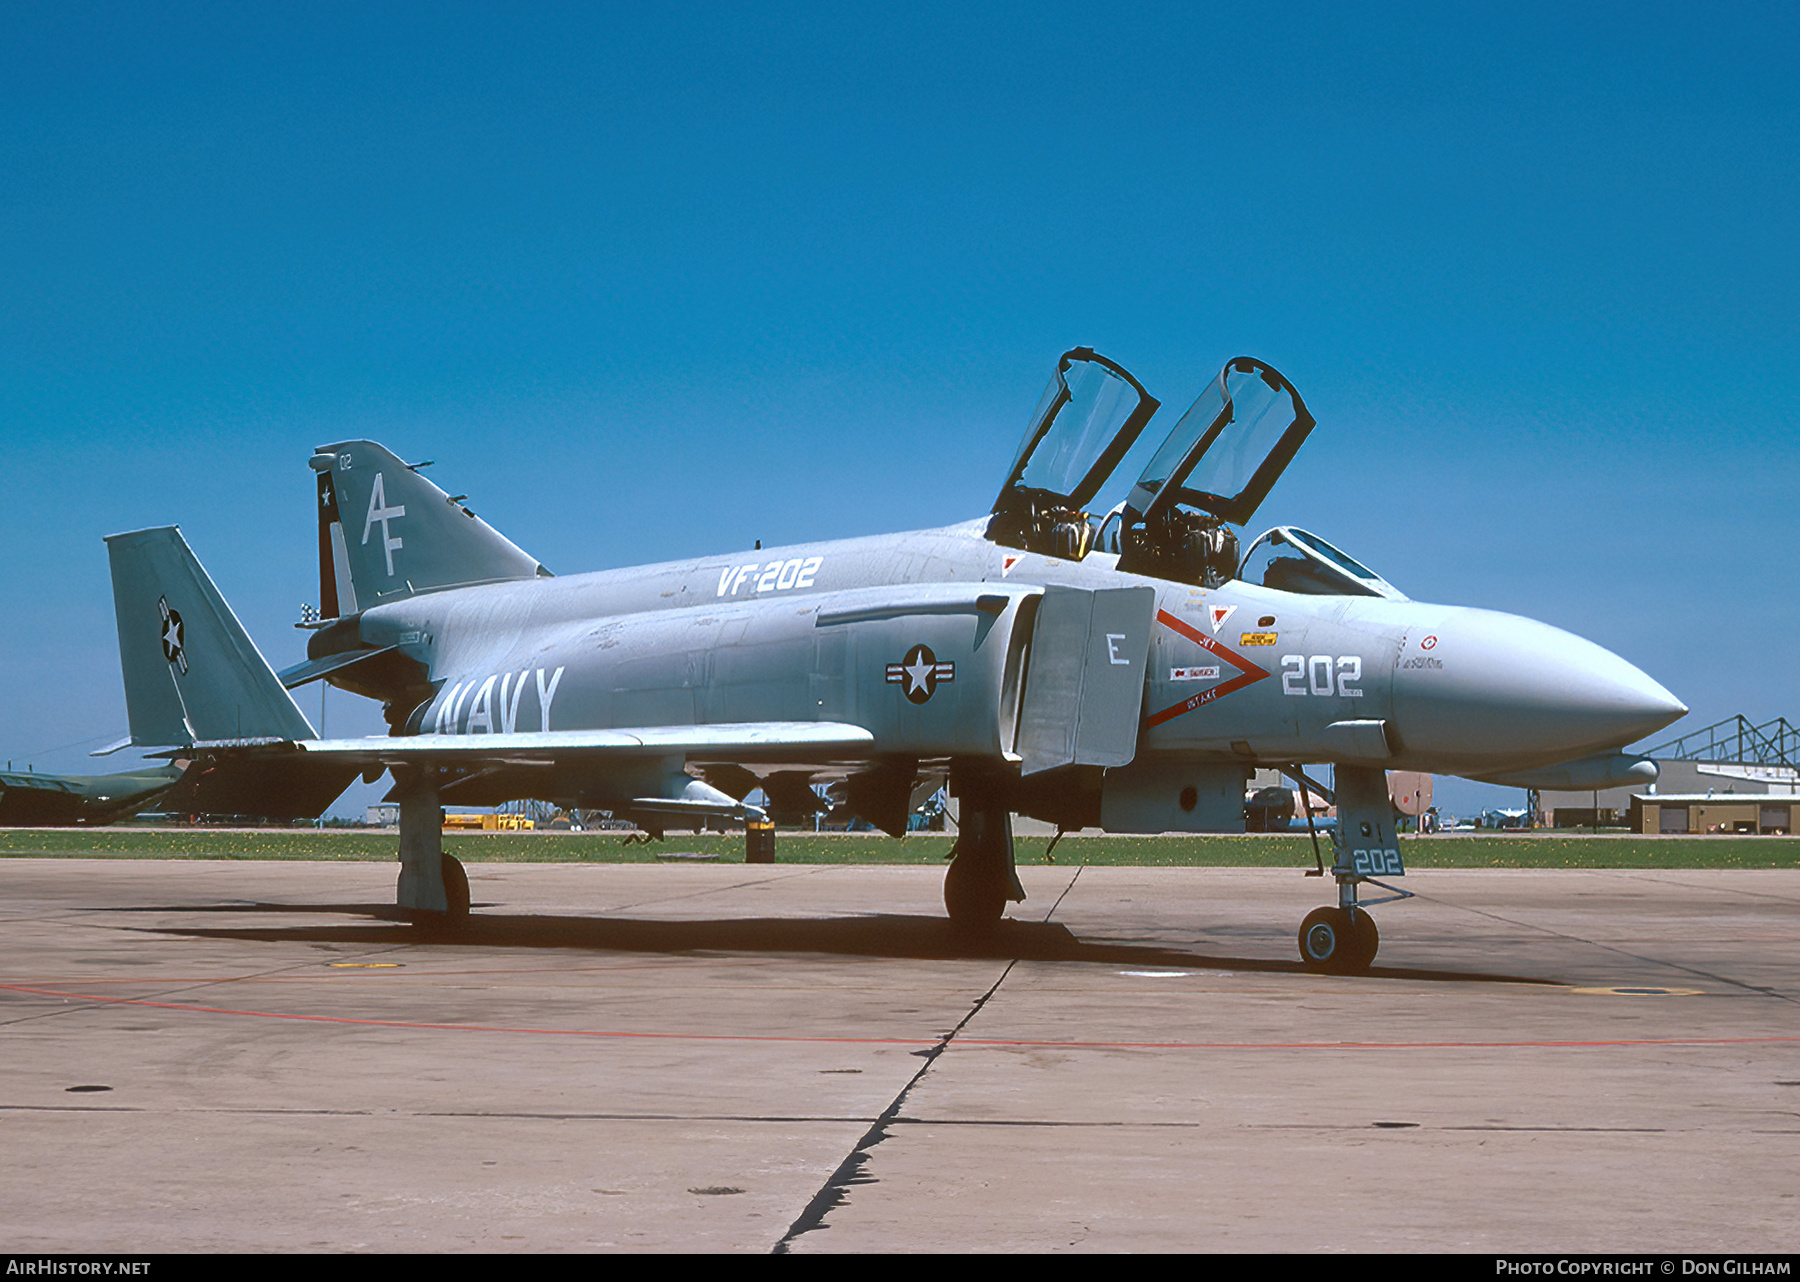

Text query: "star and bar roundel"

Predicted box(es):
[158, 596, 189, 676]
[887, 643, 956, 705]
[1145, 609, 1268, 728]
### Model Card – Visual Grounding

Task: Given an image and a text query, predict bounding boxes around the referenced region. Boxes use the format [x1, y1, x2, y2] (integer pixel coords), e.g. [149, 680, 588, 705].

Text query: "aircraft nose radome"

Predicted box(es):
[1392, 609, 1685, 773]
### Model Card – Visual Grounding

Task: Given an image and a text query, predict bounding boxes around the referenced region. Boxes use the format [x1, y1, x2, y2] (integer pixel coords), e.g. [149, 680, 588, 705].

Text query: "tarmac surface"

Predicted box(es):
[1, 856, 1797, 1254]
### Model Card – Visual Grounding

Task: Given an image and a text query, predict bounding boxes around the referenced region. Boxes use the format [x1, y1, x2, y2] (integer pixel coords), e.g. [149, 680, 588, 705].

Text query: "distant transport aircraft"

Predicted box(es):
[0, 757, 349, 827]
[0, 764, 182, 826]
[102, 349, 1684, 972]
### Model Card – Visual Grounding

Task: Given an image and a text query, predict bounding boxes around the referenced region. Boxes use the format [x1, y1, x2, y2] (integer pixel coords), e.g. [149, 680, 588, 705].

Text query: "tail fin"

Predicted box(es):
[310, 440, 547, 615]
[106, 527, 318, 747]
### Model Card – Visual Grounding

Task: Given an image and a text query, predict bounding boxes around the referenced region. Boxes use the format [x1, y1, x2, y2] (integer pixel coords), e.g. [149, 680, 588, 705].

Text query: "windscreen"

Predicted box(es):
[1239, 526, 1408, 599]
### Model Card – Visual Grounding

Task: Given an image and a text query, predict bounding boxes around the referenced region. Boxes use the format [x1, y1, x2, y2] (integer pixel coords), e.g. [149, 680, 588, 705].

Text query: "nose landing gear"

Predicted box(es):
[1290, 764, 1412, 975]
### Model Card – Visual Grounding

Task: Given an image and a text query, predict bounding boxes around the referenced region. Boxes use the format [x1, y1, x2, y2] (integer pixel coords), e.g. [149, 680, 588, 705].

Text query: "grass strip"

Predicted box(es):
[0, 829, 1793, 868]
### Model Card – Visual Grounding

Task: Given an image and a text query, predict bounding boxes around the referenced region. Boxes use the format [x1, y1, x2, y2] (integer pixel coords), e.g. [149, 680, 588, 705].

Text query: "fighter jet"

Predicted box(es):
[104, 349, 1685, 972]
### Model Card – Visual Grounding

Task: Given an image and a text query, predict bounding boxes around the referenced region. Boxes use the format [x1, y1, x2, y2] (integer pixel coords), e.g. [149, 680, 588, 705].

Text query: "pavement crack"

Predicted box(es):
[773, 957, 1019, 1253]
[1039, 865, 1084, 922]
[1414, 892, 1799, 1004]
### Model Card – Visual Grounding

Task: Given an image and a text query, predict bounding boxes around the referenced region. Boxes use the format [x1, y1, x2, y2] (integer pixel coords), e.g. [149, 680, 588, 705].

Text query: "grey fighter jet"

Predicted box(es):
[104, 349, 1684, 972]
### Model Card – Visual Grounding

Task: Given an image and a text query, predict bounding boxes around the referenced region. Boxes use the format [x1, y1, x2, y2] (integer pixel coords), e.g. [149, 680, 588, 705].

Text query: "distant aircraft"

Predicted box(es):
[0, 763, 182, 826]
[0, 757, 352, 827]
[103, 349, 1684, 971]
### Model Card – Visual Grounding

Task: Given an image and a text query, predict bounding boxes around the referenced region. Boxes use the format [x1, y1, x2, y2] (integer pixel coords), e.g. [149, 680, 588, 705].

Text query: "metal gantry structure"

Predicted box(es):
[1646, 715, 1799, 768]
[497, 798, 562, 826]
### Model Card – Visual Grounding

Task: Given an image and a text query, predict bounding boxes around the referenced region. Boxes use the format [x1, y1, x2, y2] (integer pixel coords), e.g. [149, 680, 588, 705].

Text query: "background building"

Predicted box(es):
[1538, 716, 1796, 829]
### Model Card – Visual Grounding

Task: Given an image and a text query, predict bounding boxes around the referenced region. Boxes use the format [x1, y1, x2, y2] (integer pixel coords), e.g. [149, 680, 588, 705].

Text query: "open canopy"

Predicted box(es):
[1110, 356, 1314, 586]
[1124, 356, 1313, 529]
[991, 347, 1159, 517]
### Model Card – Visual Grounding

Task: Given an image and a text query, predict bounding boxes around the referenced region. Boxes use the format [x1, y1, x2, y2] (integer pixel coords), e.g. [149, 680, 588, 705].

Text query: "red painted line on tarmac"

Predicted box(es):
[5, 982, 1797, 1052]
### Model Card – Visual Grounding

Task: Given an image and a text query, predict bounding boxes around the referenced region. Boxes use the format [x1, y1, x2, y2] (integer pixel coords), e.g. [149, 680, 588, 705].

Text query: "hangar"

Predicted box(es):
[1627, 793, 1792, 835]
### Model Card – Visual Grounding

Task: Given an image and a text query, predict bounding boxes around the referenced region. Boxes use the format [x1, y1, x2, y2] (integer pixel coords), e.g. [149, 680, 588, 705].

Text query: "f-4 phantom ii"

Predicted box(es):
[105, 349, 1685, 972]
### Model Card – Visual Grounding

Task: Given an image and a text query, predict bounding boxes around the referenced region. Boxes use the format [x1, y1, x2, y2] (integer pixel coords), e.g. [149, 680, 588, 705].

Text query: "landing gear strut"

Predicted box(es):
[944, 799, 1024, 932]
[1293, 765, 1410, 974]
[395, 773, 470, 924]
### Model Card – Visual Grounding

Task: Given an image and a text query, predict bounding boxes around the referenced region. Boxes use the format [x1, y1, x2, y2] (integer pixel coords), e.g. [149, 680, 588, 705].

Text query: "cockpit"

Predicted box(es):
[987, 348, 1406, 598]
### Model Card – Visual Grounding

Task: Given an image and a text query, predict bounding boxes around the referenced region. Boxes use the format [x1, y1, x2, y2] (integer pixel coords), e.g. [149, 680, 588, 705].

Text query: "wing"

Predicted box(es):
[174, 721, 878, 815]
[286, 721, 875, 766]
[179, 720, 876, 765]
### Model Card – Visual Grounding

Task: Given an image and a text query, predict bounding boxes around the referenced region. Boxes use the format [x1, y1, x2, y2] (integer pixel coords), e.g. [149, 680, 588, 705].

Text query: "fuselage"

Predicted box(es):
[344, 517, 1684, 780]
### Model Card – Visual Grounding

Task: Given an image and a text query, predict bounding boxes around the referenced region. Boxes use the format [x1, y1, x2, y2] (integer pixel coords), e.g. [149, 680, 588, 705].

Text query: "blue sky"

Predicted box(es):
[3, 2, 1795, 817]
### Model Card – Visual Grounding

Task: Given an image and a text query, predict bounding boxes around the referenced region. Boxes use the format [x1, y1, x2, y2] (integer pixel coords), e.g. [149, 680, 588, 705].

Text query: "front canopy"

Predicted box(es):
[986, 348, 1159, 559]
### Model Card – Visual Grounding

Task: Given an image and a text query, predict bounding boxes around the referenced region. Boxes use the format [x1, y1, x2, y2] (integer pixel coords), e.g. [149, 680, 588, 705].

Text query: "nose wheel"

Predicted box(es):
[1298, 905, 1378, 974]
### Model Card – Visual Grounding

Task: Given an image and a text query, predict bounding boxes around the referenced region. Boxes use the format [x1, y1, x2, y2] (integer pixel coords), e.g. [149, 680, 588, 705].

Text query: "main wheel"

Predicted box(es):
[944, 851, 1006, 932]
[1298, 906, 1373, 975]
[441, 853, 471, 918]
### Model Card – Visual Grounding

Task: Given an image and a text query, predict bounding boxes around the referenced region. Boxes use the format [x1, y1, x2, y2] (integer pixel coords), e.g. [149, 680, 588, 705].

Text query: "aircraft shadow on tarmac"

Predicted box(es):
[117, 902, 1551, 984]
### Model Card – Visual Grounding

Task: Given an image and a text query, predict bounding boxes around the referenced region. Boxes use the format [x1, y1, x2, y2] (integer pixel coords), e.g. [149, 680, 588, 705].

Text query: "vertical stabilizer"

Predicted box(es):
[106, 527, 318, 747]
[310, 440, 546, 613]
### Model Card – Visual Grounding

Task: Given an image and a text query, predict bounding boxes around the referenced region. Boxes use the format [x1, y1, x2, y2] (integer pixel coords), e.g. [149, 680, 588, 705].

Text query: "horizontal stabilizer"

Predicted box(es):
[277, 646, 399, 690]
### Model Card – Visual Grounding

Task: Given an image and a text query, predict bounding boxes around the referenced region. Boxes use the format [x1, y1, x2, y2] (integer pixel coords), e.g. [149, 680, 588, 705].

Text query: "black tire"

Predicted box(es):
[441, 853, 471, 918]
[943, 851, 1006, 932]
[1298, 906, 1373, 974]
[1345, 907, 1379, 971]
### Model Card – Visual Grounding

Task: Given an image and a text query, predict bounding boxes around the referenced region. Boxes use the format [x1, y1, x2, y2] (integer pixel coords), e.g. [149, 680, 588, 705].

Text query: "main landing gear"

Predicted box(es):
[395, 773, 471, 926]
[943, 797, 1025, 932]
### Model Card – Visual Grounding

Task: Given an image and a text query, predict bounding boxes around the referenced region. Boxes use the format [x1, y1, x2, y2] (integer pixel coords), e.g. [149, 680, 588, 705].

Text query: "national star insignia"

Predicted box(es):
[157, 596, 188, 675]
[885, 642, 955, 705]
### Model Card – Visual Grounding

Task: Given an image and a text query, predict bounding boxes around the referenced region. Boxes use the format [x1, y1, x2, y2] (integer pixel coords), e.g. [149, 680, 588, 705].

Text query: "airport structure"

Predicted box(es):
[1537, 714, 1796, 831]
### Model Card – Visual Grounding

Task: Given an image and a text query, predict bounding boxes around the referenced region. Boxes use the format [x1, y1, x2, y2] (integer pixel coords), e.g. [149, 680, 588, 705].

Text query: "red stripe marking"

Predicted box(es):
[1145, 609, 1271, 729]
